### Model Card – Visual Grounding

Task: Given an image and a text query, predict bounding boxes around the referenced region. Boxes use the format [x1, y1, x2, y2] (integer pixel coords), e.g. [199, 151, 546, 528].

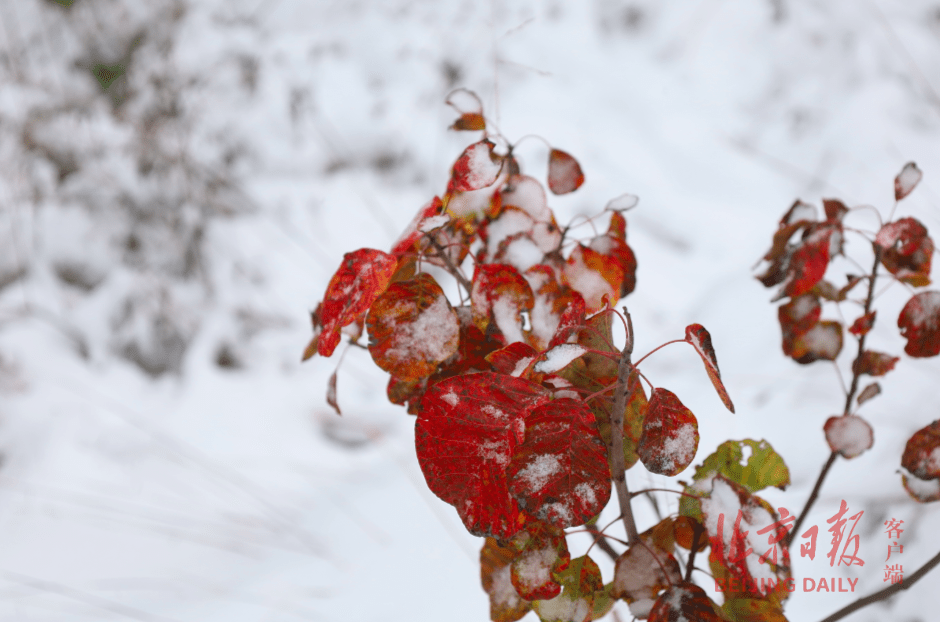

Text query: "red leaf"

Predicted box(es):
[326, 369, 341, 415]
[509, 521, 571, 601]
[587, 214, 638, 298]
[366, 273, 460, 381]
[822, 198, 848, 222]
[547, 290, 587, 349]
[471, 263, 535, 345]
[416, 373, 551, 538]
[481, 538, 531, 622]
[547, 149, 584, 195]
[649, 583, 723, 622]
[898, 291, 940, 357]
[875, 217, 934, 286]
[778, 294, 821, 339]
[684, 324, 735, 413]
[856, 382, 881, 406]
[852, 350, 899, 377]
[451, 112, 486, 131]
[824, 415, 873, 459]
[780, 224, 838, 299]
[895, 161, 923, 201]
[783, 318, 843, 365]
[901, 420, 940, 503]
[848, 311, 876, 337]
[563, 244, 619, 312]
[507, 398, 611, 528]
[390, 196, 444, 257]
[317, 249, 399, 357]
[486, 342, 540, 377]
[638, 388, 699, 476]
[452, 139, 503, 192]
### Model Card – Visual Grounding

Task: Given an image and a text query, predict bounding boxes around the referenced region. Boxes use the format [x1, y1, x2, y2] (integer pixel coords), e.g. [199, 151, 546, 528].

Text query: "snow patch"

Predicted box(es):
[514, 454, 563, 494]
[534, 344, 587, 373]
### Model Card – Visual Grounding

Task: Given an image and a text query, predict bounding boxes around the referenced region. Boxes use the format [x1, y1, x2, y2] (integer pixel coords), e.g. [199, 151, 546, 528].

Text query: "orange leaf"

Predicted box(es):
[685, 324, 734, 413]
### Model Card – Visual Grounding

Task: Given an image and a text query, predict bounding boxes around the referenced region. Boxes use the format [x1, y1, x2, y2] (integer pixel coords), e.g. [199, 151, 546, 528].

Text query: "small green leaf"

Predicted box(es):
[692, 439, 790, 493]
[92, 63, 125, 90]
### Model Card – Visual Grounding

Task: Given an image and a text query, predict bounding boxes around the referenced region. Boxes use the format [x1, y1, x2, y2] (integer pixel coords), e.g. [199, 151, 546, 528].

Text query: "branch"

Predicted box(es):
[608, 307, 639, 545]
[427, 234, 473, 293]
[817, 547, 940, 622]
[789, 249, 883, 545]
[584, 523, 621, 562]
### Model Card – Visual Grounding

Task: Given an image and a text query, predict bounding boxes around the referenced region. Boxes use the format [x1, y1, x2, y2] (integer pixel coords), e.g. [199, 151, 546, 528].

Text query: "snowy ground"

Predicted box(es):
[1, 0, 939, 620]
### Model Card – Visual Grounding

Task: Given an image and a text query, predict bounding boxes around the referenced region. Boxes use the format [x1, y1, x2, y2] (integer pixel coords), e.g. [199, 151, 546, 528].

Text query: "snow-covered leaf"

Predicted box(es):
[534, 344, 588, 374]
[532, 555, 603, 622]
[851, 350, 899, 377]
[487, 342, 540, 378]
[824, 415, 873, 459]
[507, 398, 611, 528]
[638, 388, 699, 476]
[692, 439, 790, 493]
[604, 193, 639, 212]
[895, 161, 923, 200]
[481, 538, 532, 622]
[316, 248, 399, 357]
[547, 149, 584, 195]
[875, 217, 933, 287]
[452, 139, 503, 192]
[898, 291, 940, 357]
[611, 524, 682, 618]
[416, 373, 551, 538]
[648, 583, 724, 622]
[509, 521, 570, 601]
[472, 263, 535, 345]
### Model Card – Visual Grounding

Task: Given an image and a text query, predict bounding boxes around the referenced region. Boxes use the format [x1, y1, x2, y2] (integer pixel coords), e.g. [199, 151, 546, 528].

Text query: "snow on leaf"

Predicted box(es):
[824, 415, 873, 459]
[317, 248, 399, 357]
[611, 528, 682, 618]
[856, 382, 881, 406]
[875, 217, 934, 286]
[848, 311, 876, 337]
[787, 320, 843, 364]
[901, 420, 940, 483]
[487, 342, 540, 377]
[452, 139, 503, 192]
[605, 193, 639, 212]
[895, 161, 923, 201]
[851, 350, 899, 377]
[692, 439, 790, 493]
[500, 175, 553, 224]
[901, 471, 940, 503]
[563, 245, 619, 313]
[684, 324, 734, 413]
[367, 273, 460, 381]
[509, 521, 570, 601]
[648, 583, 724, 622]
[390, 196, 443, 256]
[523, 266, 580, 351]
[548, 291, 586, 349]
[507, 398, 611, 529]
[638, 388, 699, 476]
[587, 214, 638, 298]
[416, 373, 552, 539]
[547, 149, 584, 195]
[534, 344, 588, 374]
[481, 538, 532, 622]
[472, 263, 535, 345]
[532, 555, 603, 622]
[898, 291, 940, 357]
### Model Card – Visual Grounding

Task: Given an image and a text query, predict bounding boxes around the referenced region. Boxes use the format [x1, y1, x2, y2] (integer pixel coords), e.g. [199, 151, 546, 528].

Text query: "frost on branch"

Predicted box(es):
[366, 273, 460, 381]
[684, 323, 734, 412]
[416, 373, 551, 538]
[507, 398, 611, 528]
[824, 415, 874, 459]
[895, 161, 923, 201]
[314, 248, 399, 357]
[901, 419, 940, 503]
[875, 217, 934, 287]
[638, 388, 699, 476]
[898, 290, 940, 357]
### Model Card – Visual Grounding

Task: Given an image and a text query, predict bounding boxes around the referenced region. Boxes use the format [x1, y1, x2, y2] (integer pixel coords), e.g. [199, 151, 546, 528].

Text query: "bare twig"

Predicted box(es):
[817, 547, 940, 622]
[427, 234, 473, 294]
[608, 307, 639, 545]
[585, 523, 621, 562]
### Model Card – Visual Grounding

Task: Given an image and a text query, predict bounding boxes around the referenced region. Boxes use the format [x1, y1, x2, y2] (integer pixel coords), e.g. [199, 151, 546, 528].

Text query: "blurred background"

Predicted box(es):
[0, 0, 939, 619]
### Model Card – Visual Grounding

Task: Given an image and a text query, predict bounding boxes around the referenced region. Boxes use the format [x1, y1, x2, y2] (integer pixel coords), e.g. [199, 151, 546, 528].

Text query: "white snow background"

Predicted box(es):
[1, 0, 939, 620]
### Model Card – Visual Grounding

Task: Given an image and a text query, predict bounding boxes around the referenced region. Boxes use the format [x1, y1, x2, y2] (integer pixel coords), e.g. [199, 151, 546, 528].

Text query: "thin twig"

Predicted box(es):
[609, 307, 639, 545]
[584, 523, 621, 562]
[427, 234, 473, 293]
[817, 547, 940, 622]
[787, 451, 837, 547]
